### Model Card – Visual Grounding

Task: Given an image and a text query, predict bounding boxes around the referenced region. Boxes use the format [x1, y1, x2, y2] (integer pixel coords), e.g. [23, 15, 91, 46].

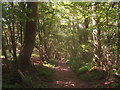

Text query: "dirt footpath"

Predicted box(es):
[48, 60, 106, 88]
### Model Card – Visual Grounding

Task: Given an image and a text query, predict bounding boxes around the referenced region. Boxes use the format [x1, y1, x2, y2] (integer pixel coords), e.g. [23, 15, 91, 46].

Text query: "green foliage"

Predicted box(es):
[31, 53, 39, 57]
[3, 63, 54, 88]
[3, 68, 22, 85]
[35, 65, 54, 80]
[77, 66, 88, 74]
[111, 83, 120, 88]
[3, 83, 23, 88]
[67, 56, 107, 81]
[111, 74, 120, 88]
[67, 56, 92, 72]
[79, 69, 107, 81]
[77, 65, 91, 74]
[34, 84, 47, 88]
[68, 60, 82, 71]
[3, 71, 21, 88]
[3, 76, 34, 88]
[3, 68, 34, 88]
[22, 76, 33, 88]
[2, 1, 120, 88]
[48, 59, 57, 66]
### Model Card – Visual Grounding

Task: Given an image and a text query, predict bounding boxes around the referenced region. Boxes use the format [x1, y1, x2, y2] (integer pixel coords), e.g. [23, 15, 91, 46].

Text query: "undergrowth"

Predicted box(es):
[79, 69, 107, 81]
[3, 63, 54, 88]
[35, 65, 54, 80]
[47, 59, 57, 66]
[110, 69, 120, 88]
[67, 56, 107, 81]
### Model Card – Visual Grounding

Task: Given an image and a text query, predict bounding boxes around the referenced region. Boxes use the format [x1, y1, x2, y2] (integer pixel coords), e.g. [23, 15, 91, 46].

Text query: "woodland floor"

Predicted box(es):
[47, 59, 107, 88]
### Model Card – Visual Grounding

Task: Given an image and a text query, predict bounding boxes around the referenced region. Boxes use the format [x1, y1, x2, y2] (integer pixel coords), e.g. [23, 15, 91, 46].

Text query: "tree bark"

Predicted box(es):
[18, 2, 38, 71]
[92, 2, 101, 67]
[117, 2, 120, 66]
[2, 33, 8, 62]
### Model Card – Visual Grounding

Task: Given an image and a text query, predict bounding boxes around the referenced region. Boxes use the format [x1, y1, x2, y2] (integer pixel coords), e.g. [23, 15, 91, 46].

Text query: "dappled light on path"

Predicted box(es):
[56, 81, 75, 87]
[55, 66, 70, 71]
[55, 60, 70, 72]
[48, 60, 85, 88]
[48, 59, 106, 88]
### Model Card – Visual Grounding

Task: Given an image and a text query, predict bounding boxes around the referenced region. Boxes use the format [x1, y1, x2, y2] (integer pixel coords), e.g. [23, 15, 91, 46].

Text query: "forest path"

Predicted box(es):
[48, 59, 105, 88]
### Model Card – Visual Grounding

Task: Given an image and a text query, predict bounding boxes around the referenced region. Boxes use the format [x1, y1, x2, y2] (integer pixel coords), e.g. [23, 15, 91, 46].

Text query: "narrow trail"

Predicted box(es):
[48, 60, 106, 88]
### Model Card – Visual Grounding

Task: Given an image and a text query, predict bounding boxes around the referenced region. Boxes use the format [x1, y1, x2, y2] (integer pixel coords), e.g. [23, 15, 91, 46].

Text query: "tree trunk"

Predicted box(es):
[2, 33, 8, 62]
[18, 2, 38, 71]
[92, 2, 101, 67]
[7, 22, 17, 62]
[19, 21, 23, 46]
[117, 2, 120, 66]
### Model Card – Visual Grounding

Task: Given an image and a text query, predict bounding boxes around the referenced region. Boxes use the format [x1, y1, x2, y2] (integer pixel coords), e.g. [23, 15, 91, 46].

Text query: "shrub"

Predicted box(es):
[111, 74, 120, 88]
[22, 76, 33, 88]
[67, 56, 92, 72]
[77, 66, 89, 74]
[48, 59, 57, 66]
[77, 63, 93, 74]
[3, 68, 22, 86]
[79, 69, 107, 81]
[3, 83, 23, 88]
[111, 83, 120, 88]
[35, 65, 54, 80]
[34, 84, 47, 88]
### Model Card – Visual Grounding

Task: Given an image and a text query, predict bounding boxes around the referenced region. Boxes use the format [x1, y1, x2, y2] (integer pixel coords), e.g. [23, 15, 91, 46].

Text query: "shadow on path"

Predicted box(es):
[48, 60, 105, 88]
[52, 60, 82, 88]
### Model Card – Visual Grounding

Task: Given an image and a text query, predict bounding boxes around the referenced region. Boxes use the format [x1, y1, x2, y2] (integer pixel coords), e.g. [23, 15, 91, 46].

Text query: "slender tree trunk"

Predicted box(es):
[92, 2, 101, 67]
[12, 22, 17, 61]
[7, 22, 17, 61]
[5, 3, 17, 62]
[2, 33, 8, 62]
[19, 21, 23, 46]
[117, 2, 120, 66]
[18, 2, 38, 71]
[38, 32, 44, 61]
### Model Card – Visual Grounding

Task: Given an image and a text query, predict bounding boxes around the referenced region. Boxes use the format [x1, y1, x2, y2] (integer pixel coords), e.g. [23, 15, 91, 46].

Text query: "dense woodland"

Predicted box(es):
[2, 1, 120, 88]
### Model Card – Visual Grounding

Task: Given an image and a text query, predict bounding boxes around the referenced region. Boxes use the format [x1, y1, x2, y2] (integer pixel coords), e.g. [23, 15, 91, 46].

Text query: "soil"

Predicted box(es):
[47, 59, 107, 88]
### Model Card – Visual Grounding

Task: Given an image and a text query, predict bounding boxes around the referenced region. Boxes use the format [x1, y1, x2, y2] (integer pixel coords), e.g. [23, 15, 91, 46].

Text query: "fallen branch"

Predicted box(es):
[17, 69, 25, 80]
